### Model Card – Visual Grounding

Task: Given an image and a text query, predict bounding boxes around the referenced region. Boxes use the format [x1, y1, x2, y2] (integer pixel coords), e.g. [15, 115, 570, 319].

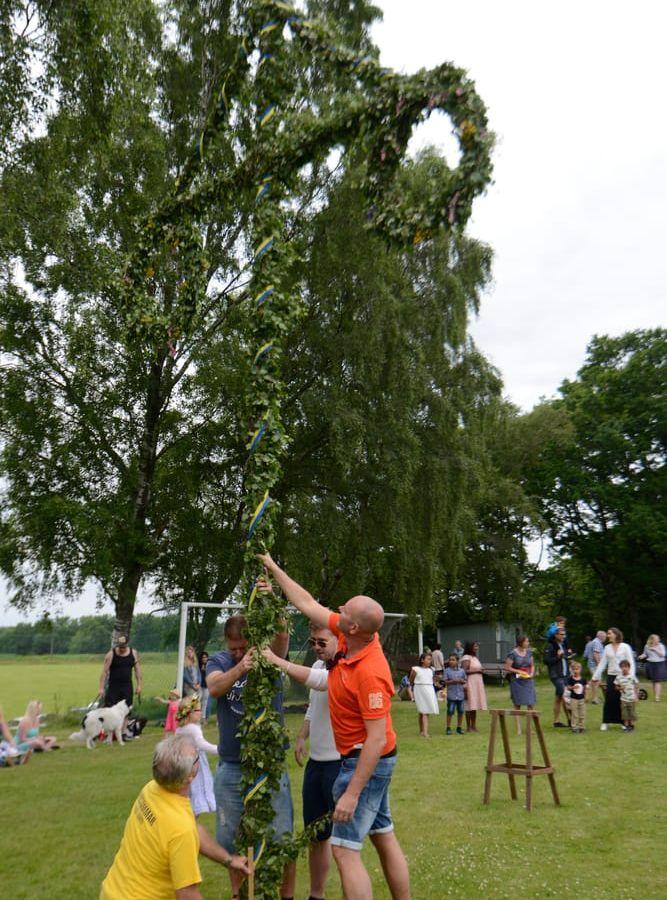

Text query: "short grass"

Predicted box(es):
[1, 659, 665, 899]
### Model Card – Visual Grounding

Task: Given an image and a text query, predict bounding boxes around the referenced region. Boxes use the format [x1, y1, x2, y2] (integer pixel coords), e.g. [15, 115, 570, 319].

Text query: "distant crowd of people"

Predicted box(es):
[401, 618, 665, 741]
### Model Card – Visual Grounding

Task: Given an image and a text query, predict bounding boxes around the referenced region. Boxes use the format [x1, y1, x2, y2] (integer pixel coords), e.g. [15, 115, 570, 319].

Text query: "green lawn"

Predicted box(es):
[1, 660, 665, 899]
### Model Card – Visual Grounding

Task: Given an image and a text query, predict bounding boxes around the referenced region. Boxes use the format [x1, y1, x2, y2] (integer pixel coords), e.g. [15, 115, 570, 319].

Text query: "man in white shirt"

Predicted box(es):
[294, 626, 341, 900]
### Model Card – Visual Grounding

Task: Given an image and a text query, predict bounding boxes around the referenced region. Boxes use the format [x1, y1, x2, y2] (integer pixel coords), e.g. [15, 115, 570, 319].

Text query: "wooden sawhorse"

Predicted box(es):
[483, 709, 560, 811]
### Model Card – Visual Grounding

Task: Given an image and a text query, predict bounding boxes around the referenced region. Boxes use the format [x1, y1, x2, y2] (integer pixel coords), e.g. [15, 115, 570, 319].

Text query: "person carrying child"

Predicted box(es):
[567, 661, 588, 733]
[442, 654, 467, 735]
[175, 695, 218, 815]
[154, 689, 181, 733]
[614, 659, 639, 732]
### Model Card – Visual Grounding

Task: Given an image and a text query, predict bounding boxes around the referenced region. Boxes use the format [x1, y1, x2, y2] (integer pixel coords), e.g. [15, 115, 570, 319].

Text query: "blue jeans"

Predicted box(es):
[330, 754, 396, 851]
[214, 761, 293, 853]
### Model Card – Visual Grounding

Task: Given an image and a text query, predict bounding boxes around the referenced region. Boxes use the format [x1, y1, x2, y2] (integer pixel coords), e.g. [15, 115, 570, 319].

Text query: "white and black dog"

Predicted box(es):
[70, 699, 130, 749]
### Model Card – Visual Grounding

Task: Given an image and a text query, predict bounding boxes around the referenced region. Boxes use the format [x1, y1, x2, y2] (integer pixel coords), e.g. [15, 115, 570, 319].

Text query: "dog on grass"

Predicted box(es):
[70, 700, 130, 749]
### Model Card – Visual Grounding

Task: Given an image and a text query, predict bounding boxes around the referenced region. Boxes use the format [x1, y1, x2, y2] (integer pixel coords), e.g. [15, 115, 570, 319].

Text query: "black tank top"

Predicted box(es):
[109, 648, 135, 686]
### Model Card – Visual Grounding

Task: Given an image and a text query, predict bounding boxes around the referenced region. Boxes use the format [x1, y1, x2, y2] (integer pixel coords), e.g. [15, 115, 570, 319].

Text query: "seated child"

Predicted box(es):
[567, 661, 588, 733]
[442, 654, 467, 735]
[614, 659, 639, 732]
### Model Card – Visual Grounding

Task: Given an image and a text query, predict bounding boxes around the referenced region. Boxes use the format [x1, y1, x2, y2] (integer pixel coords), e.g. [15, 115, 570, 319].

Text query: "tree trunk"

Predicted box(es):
[110, 356, 166, 646]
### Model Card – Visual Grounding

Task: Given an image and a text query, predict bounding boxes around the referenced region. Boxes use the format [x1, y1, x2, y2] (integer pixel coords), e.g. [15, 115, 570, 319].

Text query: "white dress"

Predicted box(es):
[411, 666, 440, 715]
[176, 722, 217, 815]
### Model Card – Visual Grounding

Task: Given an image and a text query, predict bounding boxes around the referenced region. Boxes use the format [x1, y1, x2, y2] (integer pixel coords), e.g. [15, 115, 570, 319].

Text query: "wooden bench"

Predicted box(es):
[481, 662, 507, 685]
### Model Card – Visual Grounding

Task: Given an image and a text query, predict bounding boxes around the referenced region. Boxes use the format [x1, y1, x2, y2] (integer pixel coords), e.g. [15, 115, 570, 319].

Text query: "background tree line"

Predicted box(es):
[0, 612, 183, 655]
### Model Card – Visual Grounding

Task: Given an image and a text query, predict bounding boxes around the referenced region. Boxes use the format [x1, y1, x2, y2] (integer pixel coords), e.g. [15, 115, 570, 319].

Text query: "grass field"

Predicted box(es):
[1, 658, 665, 899]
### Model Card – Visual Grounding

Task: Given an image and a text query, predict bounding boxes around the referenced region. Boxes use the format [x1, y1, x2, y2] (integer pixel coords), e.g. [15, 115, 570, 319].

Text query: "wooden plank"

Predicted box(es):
[483, 711, 498, 804]
[535, 715, 561, 806]
[247, 845, 254, 900]
[499, 711, 518, 800]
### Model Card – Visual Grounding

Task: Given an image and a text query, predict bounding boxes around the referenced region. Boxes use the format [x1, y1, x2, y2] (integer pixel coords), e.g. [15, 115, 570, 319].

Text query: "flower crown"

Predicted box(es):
[176, 695, 201, 723]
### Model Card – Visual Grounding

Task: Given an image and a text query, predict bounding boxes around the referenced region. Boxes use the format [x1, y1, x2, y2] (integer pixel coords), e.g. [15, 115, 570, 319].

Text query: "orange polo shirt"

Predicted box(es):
[326, 612, 396, 756]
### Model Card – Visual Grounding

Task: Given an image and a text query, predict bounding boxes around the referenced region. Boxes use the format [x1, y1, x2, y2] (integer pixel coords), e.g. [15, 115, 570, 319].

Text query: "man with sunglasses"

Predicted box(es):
[291, 627, 341, 900]
[258, 553, 410, 900]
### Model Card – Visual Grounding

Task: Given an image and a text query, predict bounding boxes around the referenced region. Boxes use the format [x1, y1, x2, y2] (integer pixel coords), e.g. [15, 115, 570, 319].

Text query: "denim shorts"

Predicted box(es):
[330, 753, 396, 851]
[214, 761, 293, 853]
[551, 676, 566, 698]
[302, 758, 341, 840]
[447, 698, 464, 715]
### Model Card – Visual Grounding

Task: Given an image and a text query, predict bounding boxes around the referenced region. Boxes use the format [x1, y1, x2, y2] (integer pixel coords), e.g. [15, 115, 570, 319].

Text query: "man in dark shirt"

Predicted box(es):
[206, 613, 294, 900]
[544, 630, 570, 728]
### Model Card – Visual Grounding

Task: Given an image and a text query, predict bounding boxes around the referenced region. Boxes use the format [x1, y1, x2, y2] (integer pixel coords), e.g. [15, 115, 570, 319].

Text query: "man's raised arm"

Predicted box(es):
[257, 553, 331, 629]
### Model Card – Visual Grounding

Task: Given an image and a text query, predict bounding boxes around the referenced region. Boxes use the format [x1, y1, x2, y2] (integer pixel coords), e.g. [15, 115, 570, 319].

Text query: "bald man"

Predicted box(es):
[257, 554, 410, 900]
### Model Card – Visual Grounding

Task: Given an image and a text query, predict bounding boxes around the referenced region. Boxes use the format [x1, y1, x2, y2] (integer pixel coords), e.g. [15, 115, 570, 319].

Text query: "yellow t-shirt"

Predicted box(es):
[101, 780, 201, 899]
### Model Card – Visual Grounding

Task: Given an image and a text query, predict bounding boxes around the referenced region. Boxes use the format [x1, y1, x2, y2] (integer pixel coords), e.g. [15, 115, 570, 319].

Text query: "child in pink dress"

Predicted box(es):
[154, 689, 180, 732]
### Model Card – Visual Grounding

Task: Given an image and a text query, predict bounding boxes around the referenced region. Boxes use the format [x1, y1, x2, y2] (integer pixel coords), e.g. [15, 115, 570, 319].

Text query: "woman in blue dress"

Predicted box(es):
[505, 636, 536, 734]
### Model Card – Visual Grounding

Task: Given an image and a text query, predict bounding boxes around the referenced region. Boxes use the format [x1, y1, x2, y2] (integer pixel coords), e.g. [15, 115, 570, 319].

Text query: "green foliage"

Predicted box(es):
[522, 329, 667, 644]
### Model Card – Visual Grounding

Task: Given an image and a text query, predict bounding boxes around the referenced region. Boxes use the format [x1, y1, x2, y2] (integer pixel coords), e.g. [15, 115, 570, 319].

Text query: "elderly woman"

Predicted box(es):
[591, 627, 635, 730]
[16, 700, 58, 752]
[639, 634, 666, 701]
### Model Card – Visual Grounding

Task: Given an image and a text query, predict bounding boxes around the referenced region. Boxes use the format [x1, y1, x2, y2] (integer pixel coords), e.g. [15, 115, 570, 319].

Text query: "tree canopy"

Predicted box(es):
[0, 0, 501, 648]
[522, 329, 667, 644]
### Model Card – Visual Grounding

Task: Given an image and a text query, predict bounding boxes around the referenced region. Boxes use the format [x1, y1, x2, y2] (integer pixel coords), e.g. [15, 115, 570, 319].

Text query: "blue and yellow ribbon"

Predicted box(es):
[253, 341, 274, 367]
[259, 20, 280, 36]
[254, 236, 274, 260]
[248, 419, 267, 453]
[258, 52, 273, 69]
[253, 707, 267, 726]
[254, 838, 266, 867]
[255, 175, 273, 203]
[244, 773, 269, 805]
[259, 103, 277, 127]
[248, 490, 271, 538]
[254, 286, 274, 307]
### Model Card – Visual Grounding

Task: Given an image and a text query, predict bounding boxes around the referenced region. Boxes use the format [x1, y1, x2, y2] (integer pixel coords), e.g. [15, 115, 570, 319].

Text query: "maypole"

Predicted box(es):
[119, 2, 494, 894]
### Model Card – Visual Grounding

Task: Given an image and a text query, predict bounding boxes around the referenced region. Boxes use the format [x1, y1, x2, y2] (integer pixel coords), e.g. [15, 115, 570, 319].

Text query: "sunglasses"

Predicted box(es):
[308, 638, 329, 648]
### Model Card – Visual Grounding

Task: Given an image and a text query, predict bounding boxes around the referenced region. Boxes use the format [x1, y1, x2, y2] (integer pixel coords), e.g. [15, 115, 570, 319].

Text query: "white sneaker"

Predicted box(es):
[600, 723, 608, 731]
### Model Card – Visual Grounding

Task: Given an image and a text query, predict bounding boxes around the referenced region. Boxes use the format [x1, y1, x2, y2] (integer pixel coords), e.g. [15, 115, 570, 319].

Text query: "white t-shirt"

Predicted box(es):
[305, 661, 339, 762]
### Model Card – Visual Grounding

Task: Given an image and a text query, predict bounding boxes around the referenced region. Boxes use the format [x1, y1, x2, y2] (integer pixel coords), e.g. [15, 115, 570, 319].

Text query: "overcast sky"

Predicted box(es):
[3, 1, 665, 625]
[375, 0, 666, 410]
